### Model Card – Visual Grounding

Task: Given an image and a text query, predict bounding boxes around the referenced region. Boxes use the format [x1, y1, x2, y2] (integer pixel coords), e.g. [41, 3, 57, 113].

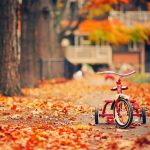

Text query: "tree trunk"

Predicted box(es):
[0, 0, 21, 96]
[34, 0, 51, 60]
[49, 14, 65, 77]
[50, 17, 63, 58]
[140, 43, 145, 74]
[20, 0, 37, 87]
[20, 0, 51, 87]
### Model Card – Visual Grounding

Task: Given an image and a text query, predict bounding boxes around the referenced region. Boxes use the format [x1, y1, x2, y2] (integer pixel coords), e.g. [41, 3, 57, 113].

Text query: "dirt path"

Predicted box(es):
[0, 77, 150, 149]
[74, 76, 150, 139]
[76, 112, 150, 140]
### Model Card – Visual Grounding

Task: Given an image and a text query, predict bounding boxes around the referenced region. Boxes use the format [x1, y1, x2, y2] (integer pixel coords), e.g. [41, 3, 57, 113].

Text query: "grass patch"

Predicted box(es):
[127, 73, 150, 83]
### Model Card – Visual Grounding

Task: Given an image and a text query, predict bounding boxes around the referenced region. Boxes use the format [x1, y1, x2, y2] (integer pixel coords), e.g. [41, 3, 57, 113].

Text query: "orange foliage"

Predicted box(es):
[0, 77, 150, 149]
[82, 0, 129, 10]
[78, 19, 130, 44]
[119, 0, 129, 4]
[78, 19, 124, 34]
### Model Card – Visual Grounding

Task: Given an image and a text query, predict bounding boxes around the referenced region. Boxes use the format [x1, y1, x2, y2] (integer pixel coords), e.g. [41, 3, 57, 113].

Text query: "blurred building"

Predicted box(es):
[62, 0, 150, 77]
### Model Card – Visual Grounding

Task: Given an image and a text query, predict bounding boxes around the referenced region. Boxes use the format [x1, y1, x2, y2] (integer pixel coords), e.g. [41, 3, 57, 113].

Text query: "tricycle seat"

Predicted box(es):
[129, 99, 136, 103]
[104, 99, 113, 103]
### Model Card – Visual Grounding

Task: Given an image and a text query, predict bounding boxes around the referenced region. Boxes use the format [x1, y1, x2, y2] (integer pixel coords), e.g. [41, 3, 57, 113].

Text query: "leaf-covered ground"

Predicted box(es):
[0, 76, 150, 150]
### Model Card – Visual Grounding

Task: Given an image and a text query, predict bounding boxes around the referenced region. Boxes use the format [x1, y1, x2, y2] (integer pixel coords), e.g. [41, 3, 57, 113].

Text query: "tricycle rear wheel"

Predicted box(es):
[141, 107, 146, 124]
[95, 107, 99, 124]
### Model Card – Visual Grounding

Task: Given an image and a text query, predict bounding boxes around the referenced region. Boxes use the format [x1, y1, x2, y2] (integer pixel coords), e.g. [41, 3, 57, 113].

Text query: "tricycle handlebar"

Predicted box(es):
[97, 70, 136, 77]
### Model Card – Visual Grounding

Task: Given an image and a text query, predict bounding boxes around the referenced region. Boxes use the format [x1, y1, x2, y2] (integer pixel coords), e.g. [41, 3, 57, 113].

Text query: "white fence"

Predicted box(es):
[65, 45, 112, 65]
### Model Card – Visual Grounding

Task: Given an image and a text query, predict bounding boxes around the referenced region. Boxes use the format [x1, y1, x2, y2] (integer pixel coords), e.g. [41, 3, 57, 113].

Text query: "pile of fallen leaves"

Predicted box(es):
[0, 76, 150, 149]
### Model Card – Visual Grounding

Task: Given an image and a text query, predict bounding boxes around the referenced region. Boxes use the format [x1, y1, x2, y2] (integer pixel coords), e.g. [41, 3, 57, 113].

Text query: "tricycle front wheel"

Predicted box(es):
[113, 98, 133, 129]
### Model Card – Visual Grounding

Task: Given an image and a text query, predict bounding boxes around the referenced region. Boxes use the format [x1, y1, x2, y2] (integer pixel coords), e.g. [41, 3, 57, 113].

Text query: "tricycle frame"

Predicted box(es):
[95, 70, 146, 128]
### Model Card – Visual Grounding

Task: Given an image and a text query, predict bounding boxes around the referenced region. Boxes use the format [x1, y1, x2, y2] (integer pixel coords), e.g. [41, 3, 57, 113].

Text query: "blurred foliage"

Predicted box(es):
[128, 73, 150, 83]
[80, 0, 129, 19]
[88, 30, 107, 44]
[88, 24, 149, 45]
[87, 4, 111, 19]
[79, 0, 149, 45]
[129, 25, 149, 43]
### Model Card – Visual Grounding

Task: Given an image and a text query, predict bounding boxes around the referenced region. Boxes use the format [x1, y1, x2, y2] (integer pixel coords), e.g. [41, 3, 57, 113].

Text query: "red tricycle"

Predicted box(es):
[95, 70, 146, 129]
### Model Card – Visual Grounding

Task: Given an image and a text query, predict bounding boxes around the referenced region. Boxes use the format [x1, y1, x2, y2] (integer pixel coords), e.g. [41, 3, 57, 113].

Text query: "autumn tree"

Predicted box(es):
[0, 0, 21, 96]
[20, 0, 36, 87]
[20, 0, 52, 87]
[20, 0, 79, 87]
[20, 0, 49, 87]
